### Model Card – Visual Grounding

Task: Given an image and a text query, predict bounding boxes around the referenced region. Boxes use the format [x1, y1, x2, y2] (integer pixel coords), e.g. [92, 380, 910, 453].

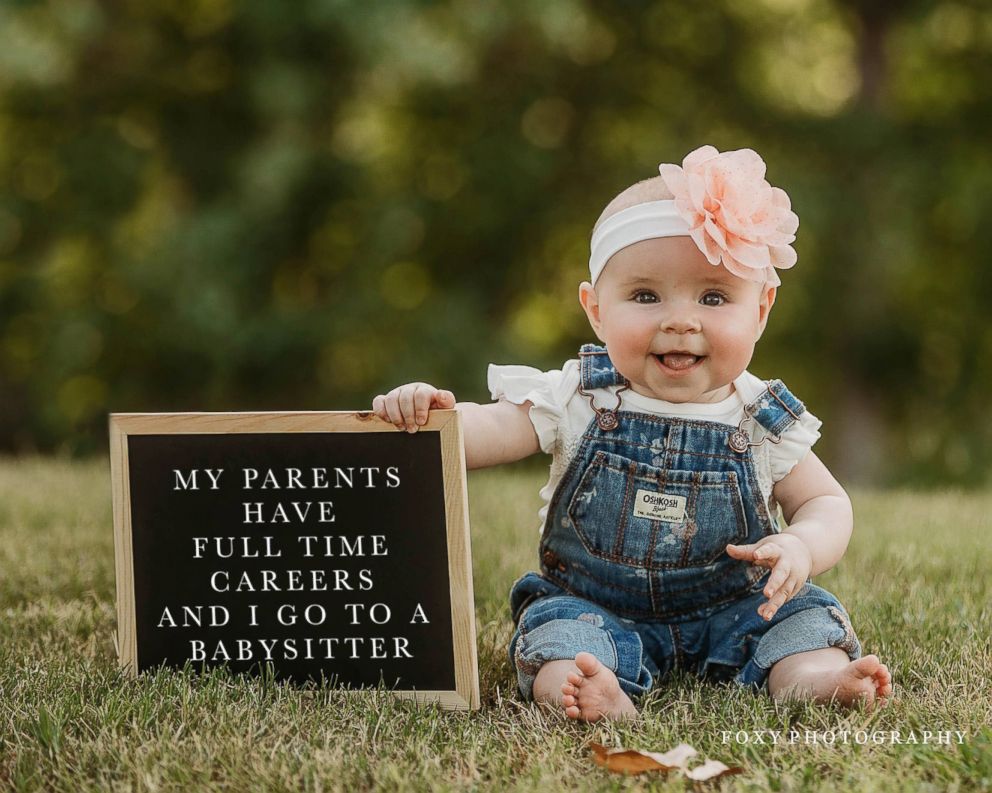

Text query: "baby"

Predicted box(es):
[372, 146, 891, 721]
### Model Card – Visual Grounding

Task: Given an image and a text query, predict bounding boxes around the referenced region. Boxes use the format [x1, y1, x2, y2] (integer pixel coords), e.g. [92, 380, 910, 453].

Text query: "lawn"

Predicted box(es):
[1, 457, 990, 791]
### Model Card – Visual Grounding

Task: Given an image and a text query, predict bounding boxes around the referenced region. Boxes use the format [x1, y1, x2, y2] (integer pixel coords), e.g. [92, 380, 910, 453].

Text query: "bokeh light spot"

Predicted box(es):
[380, 262, 431, 310]
[521, 98, 574, 149]
[0, 209, 24, 254]
[185, 48, 233, 93]
[57, 374, 108, 424]
[16, 153, 62, 201]
[510, 293, 565, 351]
[419, 153, 467, 201]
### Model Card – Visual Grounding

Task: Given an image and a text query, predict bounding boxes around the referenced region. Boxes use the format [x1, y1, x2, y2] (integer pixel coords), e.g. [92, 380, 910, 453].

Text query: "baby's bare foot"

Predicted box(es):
[826, 655, 892, 706]
[559, 652, 638, 722]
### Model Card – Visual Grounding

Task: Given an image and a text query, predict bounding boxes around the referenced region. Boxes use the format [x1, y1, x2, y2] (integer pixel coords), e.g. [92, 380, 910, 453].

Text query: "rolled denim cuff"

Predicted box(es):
[513, 619, 615, 701]
[511, 618, 650, 701]
[735, 605, 862, 689]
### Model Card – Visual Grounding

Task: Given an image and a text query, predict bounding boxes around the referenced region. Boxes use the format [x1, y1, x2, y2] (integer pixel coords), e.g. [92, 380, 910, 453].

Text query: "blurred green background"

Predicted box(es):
[1, 0, 990, 485]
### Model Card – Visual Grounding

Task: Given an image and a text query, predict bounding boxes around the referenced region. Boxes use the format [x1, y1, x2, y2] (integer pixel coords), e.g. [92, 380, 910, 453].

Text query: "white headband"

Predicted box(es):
[588, 200, 690, 285]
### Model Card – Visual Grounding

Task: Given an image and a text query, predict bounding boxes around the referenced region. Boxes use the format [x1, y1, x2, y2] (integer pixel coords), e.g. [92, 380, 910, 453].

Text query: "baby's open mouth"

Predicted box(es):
[655, 353, 704, 371]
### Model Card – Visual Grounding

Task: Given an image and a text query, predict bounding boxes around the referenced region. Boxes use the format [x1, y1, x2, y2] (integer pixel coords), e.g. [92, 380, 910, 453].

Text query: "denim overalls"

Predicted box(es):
[508, 345, 860, 698]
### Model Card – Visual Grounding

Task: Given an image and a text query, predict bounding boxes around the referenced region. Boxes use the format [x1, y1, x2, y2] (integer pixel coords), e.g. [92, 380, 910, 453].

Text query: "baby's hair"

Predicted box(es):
[592, 175, 675, 239]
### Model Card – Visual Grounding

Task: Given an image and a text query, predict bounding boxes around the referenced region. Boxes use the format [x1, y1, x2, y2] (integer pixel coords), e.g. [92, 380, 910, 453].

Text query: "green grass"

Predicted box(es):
[1, 457, 991, 791]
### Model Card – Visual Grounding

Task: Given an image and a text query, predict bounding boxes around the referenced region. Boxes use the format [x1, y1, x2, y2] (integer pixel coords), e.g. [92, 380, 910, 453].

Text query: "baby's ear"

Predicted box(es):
[578, 281, 606, 342]
[755, 284, 777, 340]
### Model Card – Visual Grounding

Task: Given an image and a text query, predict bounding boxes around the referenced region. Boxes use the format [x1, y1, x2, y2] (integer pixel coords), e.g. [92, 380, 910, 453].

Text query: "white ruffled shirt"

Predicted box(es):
[487, 359, 822, 533]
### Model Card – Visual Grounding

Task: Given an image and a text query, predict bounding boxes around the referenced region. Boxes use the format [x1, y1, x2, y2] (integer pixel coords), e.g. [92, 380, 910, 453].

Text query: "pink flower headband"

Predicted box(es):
[589, 146, 799, 286]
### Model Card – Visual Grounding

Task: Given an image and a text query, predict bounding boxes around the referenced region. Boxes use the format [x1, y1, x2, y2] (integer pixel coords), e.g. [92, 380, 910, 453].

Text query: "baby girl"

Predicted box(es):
[372, 146, 891, 721]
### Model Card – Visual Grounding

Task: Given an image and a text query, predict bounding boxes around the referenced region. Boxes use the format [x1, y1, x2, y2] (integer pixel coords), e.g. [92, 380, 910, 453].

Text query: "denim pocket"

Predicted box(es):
[567, 451, 747, 568]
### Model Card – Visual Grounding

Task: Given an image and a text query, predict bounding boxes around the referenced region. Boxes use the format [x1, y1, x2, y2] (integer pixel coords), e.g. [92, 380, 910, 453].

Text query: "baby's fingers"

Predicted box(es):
[371, 392, 396, 425]
[373, 384, 455, 433]
[380, 390, 408, 431]
[758, 588, 790, 621]
[372, 394, 388, 423]
[759, 575, 798, 621]
[752, 542, 780, 565]
[727, 541, 779, 568]
[398, 383, 424, 432]
[763, 560, 791, 600]
[411, 385, 439, 428]
[432, 389, 456, 409]
[399, 385, 433, 433]
[409, 386, 456, 430]
[726, 542, 758, 561]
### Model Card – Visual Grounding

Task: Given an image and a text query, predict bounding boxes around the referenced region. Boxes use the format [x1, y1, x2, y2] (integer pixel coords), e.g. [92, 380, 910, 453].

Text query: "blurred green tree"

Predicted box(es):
[1, 0, 990, 485]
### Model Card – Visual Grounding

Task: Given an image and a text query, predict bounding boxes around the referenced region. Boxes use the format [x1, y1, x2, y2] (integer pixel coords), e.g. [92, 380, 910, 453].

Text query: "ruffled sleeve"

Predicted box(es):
[767, 409, 823, 482]
[487, 360, 580, 454]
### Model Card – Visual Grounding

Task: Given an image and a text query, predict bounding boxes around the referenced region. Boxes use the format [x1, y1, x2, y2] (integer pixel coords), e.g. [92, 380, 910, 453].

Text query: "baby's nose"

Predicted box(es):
[662, 308, 701, 333]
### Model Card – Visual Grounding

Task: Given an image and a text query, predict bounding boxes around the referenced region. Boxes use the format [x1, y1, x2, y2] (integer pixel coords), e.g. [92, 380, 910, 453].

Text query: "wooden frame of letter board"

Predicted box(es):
[109, 409, 480, 710]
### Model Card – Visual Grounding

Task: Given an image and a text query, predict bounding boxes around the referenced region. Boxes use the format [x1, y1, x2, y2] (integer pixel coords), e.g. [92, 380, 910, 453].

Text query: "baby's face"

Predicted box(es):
[580, 236, 775, 404]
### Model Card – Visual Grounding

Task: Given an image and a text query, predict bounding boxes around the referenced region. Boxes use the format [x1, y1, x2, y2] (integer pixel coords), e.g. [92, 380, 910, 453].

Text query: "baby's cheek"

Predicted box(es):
[715, 329, 759, 372]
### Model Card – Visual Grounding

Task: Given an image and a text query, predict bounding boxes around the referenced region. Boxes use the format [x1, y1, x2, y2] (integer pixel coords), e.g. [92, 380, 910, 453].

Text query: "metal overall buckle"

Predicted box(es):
[728, 384, 801, 453]
[577, 383, 629, 432]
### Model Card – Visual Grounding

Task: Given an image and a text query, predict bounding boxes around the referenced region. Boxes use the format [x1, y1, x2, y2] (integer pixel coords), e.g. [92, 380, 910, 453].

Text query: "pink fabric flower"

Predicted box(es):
[658, 146, 799, 285]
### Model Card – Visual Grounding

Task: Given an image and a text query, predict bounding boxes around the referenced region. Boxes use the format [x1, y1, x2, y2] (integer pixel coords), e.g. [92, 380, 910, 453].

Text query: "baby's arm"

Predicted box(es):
[771, 451, 853, 576]
[372, 383, 541, 469]
[726, 452, 852, 620]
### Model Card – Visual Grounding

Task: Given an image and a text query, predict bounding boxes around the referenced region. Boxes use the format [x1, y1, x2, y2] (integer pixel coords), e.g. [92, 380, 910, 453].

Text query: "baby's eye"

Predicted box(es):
[700, 291, 727, 307]
[632, 290, 658, 304]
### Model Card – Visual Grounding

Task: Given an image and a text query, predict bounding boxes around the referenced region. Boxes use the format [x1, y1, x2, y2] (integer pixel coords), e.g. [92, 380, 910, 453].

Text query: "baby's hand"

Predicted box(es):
[372, 383, 456, 433]
[726, 534, 813, 621]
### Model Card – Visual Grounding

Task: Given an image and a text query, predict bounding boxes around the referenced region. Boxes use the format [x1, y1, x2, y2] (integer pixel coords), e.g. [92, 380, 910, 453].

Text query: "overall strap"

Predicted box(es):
[578, 344, 628, 390]
[744, 380, 806, 438]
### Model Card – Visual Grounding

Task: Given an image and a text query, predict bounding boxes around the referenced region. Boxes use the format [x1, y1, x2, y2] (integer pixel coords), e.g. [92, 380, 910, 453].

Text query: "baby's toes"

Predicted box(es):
[564, 704, 581, 720]
[874, 667, 893, 698]
[566, 671, 585, 688]
[562, 692, 577, 709]
[561, 681, 578, 698]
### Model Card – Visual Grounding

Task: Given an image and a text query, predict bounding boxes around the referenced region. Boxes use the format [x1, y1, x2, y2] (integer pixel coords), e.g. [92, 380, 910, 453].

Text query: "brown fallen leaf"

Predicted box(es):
[683, 758, 743, 781]
[589, 743, 667, 774]
[589, 742, 697, 774]
[590, 742, 743, 781]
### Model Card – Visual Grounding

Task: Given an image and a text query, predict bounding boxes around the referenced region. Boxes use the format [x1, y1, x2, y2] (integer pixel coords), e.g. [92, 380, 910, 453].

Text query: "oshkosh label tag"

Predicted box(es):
[633, 489, 686, 522]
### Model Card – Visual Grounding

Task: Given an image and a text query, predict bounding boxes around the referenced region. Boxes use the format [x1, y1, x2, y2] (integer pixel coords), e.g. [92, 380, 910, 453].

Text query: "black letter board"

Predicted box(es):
[109, 411, 479, 709]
